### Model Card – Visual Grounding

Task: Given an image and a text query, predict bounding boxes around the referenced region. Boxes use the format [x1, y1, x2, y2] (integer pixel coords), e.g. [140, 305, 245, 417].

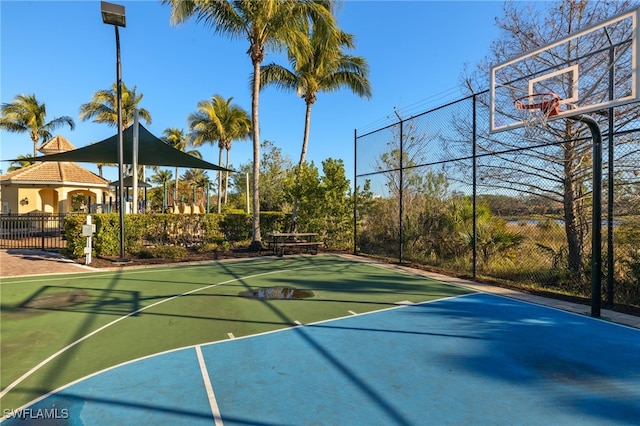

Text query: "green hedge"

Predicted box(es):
[63, 212, 292, 258]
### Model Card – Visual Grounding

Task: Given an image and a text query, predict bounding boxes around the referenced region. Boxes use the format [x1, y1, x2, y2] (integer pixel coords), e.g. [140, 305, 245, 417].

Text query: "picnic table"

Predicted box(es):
[266, 232, 322, 257]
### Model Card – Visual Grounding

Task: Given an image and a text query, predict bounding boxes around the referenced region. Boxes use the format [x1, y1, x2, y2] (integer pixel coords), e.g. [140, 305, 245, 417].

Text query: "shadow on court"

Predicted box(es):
[2, 257, 638, 425]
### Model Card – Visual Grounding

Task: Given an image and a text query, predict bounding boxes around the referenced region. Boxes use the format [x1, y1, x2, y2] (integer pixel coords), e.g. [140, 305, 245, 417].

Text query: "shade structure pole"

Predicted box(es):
[206, 184, 210, 213]
[163, 181, 167, 212]
[132, 109, 139, 214]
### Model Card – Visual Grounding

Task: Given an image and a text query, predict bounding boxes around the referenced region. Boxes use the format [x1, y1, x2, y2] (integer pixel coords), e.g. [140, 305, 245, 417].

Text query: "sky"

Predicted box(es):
[0, 0, 505, 185]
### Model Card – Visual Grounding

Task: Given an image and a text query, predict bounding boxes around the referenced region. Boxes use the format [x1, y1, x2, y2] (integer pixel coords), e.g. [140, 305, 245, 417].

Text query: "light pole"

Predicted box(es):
[101, 1, 127, 261]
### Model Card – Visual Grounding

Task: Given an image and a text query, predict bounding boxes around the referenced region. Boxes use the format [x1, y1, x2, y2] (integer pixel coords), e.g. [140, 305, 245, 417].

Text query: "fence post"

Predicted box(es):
[41, 214, 45, 250]
[398, 118, 404, 264]
[472, 95, 478, 278]
[353, 128, 358, 255]
[607, 43, 615, 307]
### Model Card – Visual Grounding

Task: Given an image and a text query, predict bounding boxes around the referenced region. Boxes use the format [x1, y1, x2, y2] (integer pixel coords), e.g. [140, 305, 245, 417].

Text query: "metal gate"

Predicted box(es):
[0, 214, 68, 250]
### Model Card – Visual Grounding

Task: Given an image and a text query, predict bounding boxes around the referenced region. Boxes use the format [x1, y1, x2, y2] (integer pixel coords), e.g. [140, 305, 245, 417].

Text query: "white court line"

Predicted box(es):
[195, 346, 224, 426]
[227, 333, 235, 339]
[0, 258, 277, 285]
[294, 320, 302, 325]
[348, 310, 357, 315]
[0, 265, 321, 400]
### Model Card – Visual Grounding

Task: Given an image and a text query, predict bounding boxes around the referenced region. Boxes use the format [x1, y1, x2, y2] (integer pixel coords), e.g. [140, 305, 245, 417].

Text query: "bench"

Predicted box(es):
[266, 232, 322, 257]
[276, 241, 322, 257]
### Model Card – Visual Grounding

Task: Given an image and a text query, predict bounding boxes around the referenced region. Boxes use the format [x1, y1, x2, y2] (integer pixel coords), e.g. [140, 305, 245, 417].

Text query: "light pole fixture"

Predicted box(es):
[101, 1, 127, 261]
[101, 1, 126, 27]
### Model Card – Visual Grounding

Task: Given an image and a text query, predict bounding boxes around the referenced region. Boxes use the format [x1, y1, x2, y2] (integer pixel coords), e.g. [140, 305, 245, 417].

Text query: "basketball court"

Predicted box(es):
[1, 255, 639, 425]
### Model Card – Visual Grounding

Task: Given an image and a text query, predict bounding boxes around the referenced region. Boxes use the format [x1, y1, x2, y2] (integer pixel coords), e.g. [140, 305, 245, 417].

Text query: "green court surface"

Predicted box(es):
[0, 255, 469, 412]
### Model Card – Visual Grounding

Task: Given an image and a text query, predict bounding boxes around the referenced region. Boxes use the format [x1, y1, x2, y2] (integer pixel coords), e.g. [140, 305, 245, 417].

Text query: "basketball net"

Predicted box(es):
[514, 93, 561, 138]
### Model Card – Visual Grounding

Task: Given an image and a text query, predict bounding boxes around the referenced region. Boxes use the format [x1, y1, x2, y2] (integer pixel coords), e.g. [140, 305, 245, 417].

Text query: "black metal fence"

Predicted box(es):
[0, 213, 68, 250]
[354, 90, 640, 308]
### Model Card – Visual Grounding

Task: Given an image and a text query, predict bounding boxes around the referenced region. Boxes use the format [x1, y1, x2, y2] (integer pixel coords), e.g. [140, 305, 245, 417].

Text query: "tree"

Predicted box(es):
[0, 94, 75, 156]
[317, 158, 352, 248]
[181, 168, 208, 182]
[163, 0, 336, 249]
[261, 24, 371, 230]
[188, 95, 250, 213]
[262, 29, 371, 166]
[194, 173, 213, 211]
[149, 169, 173, 211]
[181, 168, 210, 204]
[80, 81, 152, 177]
[161, 128, 202, 206]
[79, 81, 151, 128]
[233, 140, 294, 212]
[7, 153, 34, 172]
[150, 169, 173, 186]
[463, 0, 639, 275]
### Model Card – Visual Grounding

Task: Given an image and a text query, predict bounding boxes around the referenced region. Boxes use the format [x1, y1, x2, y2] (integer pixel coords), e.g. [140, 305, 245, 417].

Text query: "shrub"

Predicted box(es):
[131, 245, 188, 259]
[63, 214, 87, 258]
[196, 240, 230, 253]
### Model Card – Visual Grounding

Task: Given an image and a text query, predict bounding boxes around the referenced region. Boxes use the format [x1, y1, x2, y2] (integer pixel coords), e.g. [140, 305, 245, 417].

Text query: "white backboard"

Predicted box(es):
[490, 7, 640, 133]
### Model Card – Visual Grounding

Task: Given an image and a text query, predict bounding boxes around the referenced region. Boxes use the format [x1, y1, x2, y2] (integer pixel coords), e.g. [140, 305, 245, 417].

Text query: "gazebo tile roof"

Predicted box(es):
[0, 162, 108, 186]
[38, 135, 76, 154]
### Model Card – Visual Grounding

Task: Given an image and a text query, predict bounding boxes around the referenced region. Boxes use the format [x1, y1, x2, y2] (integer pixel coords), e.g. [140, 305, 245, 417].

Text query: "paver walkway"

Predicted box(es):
[0, 249, 96, 277]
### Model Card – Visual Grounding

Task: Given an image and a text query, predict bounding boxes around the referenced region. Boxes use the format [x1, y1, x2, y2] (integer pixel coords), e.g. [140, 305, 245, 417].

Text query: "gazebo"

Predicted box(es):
[0, 136, 110, 214]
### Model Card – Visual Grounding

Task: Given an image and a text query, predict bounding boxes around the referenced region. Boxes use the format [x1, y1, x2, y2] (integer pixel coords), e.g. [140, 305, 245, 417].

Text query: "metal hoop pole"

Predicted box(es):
[568, 114, 603, 318]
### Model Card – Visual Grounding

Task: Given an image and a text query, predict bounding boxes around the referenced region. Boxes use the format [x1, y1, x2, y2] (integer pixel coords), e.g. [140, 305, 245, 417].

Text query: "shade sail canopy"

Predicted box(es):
[109, 176, 152, 188]
[8, 124, 231, 172]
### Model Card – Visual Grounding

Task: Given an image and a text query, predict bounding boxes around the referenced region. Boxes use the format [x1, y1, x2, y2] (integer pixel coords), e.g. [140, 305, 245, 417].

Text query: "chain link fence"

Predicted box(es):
[355, 91, 640, 309]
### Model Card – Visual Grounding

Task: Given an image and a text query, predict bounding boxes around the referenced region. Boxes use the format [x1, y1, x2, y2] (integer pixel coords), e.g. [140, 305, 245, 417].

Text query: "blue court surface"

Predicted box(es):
[4, 293, 639, 425]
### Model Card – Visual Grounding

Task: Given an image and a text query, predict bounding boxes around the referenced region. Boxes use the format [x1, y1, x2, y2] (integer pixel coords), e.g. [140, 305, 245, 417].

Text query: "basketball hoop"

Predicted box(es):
[513, 93, 561, 136]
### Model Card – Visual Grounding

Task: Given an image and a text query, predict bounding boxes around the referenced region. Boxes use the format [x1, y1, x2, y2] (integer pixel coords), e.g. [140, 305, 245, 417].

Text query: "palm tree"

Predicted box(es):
[261, 26, 372, 230]
[0, 94, 75, 156]
[194, 172, 211, 205]
[181, 168, 208, 182]
[163, 0, 336, 249]
[181, 168, 209, 204]
[80, 81, 152, 177]
[188, 95, 250, 213]
[79, 81, 152, 128]
[161, 128, 202, 206]
[7, 153, 35, 172]
[150, 169, 174, 211]
[150, 169, 173, 186]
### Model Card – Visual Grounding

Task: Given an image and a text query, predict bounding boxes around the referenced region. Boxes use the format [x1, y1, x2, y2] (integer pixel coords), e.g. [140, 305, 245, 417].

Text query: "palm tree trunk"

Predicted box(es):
[299, 101, 313, 165]
[31, 133, 39, 157]
[289, 101, 313, 233]
[250, 58, 262, 249]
